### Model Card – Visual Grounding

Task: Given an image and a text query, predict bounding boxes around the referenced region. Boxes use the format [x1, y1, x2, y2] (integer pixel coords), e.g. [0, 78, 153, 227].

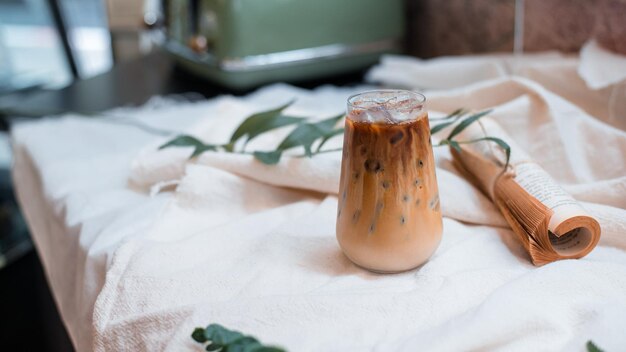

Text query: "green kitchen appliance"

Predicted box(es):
[160, 0, 405, 89]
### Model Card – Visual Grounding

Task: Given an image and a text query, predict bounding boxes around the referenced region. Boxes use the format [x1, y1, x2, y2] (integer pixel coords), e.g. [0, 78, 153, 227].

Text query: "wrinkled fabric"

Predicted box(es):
[11, 51, 626, 352]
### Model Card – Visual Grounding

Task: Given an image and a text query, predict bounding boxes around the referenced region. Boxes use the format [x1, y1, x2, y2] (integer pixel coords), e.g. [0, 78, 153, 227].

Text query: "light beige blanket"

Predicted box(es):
[12, 47, 626, 351]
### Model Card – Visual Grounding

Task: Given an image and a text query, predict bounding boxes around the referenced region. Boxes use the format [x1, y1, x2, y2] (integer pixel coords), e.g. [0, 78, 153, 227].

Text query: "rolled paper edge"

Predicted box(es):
[551, 215, 602, 260]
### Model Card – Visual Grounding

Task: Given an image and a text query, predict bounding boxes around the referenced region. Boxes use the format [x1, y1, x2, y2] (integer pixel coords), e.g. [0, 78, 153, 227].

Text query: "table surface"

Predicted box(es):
[17, 50, 366, 113]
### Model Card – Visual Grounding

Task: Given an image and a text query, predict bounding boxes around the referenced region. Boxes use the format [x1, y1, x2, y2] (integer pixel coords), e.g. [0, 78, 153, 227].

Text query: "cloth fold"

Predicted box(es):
[130, 77, 626, 243]
[579, 39, 626, 90]
[10, 54, 626, 352]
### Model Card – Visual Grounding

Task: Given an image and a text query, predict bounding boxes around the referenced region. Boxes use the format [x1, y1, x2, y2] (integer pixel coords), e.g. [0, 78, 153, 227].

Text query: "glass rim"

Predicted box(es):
[347, 89, 426, 111]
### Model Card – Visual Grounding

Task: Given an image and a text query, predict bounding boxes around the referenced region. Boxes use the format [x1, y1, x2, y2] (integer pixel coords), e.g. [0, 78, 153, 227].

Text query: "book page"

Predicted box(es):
[513, 162, 594, 254]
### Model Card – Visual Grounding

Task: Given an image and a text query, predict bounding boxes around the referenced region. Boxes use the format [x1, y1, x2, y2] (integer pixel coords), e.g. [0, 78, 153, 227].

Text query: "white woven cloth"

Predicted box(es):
[11, 45, 626, 352]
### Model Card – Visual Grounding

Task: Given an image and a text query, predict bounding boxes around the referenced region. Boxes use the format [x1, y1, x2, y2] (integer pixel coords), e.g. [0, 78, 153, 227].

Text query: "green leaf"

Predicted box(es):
[439, 139, 462, 152]
[452, 136, 511, 170]
[192, 324, 285, 352]
[430, 109, 468, 134]
[223, 142, 235, 152]
[253, 151, 283, 165]
[159, 135, 205, 150]
[447, 108, 466, 118]
[277, 114, 344, 157]
[224, 337, 262, 352]
[251, 347, 287, 352]
[446, 109, 492, 140]
[206, 343, 223, 351]
[192, 328, 208, 343]
[315, 127, 344, 152]
[203, 324, 224, 339]
[430, 120, 457, 135]
[190, 144, 218, 158]
[205, 324, 246, 345]
[313, 113, 345, 133]
[449, 140, 461, 152]
[159, 135, 217, 159]
[586, 340, 604, 352]
[229, 100, 300, 145]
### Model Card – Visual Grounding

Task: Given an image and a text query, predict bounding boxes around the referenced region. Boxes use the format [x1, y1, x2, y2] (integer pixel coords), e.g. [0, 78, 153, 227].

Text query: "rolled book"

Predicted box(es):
[449, 117, 601, 265]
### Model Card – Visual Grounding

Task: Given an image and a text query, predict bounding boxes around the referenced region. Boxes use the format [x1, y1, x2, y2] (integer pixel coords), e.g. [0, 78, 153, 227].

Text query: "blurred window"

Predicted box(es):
[59, 0, 113, 77]
[0, 0, 113, 93]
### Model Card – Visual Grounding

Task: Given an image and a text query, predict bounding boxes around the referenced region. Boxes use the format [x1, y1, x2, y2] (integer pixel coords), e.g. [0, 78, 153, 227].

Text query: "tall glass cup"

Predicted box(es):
[336, 90, 442, 273]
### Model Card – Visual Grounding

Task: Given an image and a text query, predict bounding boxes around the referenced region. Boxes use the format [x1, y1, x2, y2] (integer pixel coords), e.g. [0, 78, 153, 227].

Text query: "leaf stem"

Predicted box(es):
[305, 147, 343, 156]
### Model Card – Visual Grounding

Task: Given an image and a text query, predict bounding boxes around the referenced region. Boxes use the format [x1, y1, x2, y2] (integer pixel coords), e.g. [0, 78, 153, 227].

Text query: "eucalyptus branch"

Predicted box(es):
[160, 101, 345, 165]
[587, 340, 605, 352]
[192, 324, 285, 352]
[434, 109, 511, 170]
[159, 102, 511, 169]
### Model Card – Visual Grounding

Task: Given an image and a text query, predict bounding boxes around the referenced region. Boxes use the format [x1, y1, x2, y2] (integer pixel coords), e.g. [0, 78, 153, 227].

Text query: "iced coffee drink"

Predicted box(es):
[336, 90, 442, 273]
